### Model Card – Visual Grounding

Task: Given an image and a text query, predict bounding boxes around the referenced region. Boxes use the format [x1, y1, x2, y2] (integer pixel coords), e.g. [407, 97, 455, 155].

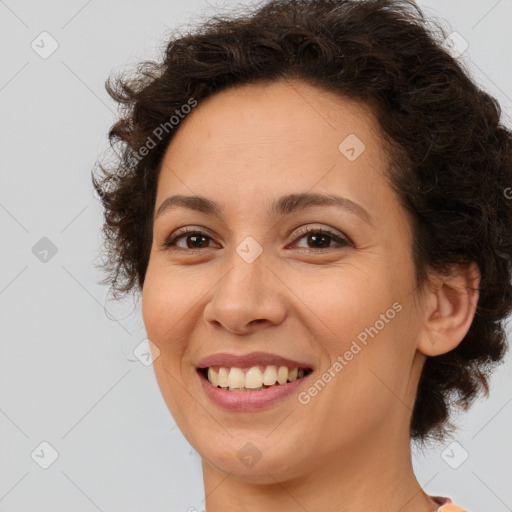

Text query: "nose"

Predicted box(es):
[203, 253, 287, 335]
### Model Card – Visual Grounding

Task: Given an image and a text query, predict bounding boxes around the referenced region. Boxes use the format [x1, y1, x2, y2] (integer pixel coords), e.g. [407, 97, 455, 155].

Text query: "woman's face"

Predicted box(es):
[142, 79, 430, 481]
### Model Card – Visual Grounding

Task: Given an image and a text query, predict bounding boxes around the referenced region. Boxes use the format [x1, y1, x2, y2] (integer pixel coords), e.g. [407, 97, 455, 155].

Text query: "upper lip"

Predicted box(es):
[197, 351, 313, 370]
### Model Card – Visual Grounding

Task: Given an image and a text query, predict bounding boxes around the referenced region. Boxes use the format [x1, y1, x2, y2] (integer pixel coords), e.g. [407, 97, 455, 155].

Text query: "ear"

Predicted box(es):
[417, 261, 480, 357]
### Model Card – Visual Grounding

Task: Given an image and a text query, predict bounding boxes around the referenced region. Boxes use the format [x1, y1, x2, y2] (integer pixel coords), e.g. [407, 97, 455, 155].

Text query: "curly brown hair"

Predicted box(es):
[92, 0, 512, 444]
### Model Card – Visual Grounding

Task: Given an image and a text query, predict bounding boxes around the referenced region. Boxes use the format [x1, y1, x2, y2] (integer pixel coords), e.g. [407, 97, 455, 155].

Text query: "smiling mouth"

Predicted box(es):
[198, 365, 313, 392]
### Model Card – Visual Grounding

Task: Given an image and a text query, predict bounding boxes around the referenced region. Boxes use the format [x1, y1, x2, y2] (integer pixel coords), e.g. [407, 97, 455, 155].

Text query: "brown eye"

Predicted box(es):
[165, 228, 216, 250]
[163, 226, 352, 253]
[304, 232, 333, 249]
[292, 227, 352, 251]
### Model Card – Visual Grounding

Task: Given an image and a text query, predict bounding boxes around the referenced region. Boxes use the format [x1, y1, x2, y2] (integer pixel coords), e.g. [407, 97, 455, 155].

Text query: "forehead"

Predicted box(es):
[164, 78, 383, 158]
[155, 79, 400, 228]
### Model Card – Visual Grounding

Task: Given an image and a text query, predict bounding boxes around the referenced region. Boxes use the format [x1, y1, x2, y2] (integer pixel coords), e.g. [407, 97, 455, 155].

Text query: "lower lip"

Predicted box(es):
[198, 370, 310, 410]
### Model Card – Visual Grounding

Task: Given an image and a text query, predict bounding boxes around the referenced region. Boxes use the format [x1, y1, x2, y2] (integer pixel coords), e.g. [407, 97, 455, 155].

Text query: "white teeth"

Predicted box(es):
[205, 365, 308, 390]
[208, 367, 218, 387]
[245, 366, 263, 389]
[263, 365, 277, 385]
[217, 367, 229, 387]
[277, 366, 288, 385]
[228, 367, 245, 388]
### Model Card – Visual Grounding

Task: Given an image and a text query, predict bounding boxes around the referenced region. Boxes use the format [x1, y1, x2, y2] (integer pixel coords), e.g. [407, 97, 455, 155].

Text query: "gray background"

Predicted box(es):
[0, 0, 511, 511]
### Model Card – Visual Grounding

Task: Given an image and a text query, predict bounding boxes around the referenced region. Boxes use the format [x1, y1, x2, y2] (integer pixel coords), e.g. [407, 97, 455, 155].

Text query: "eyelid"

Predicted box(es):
[163, 223, 353, 252]
[163, 225, 220, 249]
[290, 224, 353, 247]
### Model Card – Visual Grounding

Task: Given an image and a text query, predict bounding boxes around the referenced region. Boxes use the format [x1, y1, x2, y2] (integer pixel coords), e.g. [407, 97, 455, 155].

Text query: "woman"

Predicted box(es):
[93, 0, 512, 510]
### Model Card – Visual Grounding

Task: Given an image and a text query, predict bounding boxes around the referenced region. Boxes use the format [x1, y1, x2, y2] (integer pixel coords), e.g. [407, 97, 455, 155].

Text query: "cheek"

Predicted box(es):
[307, 304, 415, 442]
[141, 265, 189, 370]
[301, 267, 414, 388]
[141, 272, 166, 343]
[141, 268, 195, 420]
[293, 269, 398, 345]
[142, 263, 189, 337]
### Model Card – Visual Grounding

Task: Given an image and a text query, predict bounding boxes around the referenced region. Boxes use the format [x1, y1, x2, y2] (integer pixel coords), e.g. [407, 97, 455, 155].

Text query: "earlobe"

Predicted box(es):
[417, 262, 480, 357]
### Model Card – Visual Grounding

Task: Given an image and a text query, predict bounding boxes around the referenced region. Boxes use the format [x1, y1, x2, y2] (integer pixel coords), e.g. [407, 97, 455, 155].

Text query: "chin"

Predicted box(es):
[195, 431, 309, 483]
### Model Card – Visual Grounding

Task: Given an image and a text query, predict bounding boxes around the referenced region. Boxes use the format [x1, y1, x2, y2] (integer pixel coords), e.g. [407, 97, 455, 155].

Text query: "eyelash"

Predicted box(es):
[163, 225, 353, 253]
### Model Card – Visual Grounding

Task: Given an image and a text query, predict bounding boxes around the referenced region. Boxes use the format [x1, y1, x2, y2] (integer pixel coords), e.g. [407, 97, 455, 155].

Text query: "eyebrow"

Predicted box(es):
[154, 192, 373, 225]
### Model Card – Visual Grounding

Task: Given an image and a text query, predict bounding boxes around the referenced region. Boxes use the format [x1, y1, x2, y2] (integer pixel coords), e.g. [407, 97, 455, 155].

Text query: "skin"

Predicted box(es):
[141, 78, 480, 512]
